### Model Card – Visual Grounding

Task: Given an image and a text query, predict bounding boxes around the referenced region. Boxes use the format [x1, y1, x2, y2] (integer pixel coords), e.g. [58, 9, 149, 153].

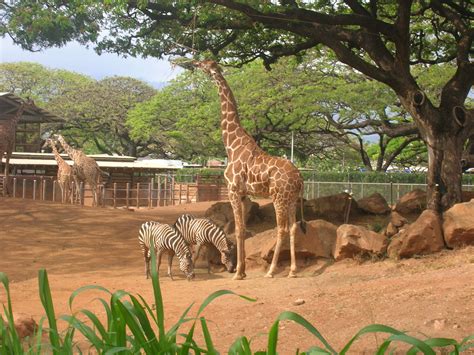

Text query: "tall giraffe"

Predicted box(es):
[0, 98, 35, 196]
[54, 135, 103, 206]
[45, 138, 78, 203]
[180, 60, 305, 280]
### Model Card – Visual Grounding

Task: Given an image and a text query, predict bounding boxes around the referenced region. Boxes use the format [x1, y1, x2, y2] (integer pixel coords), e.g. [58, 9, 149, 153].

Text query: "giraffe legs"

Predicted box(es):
[229, 191, 246, 280]
[265, 200, 298, 278]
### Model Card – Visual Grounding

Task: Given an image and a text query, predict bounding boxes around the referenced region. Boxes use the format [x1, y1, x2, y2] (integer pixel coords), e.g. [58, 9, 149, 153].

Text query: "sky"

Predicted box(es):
[0, 36, 181, 88]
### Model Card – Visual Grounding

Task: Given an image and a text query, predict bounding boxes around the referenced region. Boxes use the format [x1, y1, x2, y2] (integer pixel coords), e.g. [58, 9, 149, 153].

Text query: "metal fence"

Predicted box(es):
[2, 174, 473, 208]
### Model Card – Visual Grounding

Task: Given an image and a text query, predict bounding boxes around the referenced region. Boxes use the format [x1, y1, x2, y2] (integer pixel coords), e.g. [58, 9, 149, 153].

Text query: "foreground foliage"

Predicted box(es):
[1, 248, 473, 354]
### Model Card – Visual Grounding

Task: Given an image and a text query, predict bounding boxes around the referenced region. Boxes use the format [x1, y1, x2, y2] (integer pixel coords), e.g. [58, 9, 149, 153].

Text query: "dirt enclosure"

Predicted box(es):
[0, 198, 473, 353]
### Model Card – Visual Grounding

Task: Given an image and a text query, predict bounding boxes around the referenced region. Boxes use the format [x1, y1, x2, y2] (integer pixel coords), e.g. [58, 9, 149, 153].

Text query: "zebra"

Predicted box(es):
[174, 214, 236, 273]
[138, 221, 195, 281]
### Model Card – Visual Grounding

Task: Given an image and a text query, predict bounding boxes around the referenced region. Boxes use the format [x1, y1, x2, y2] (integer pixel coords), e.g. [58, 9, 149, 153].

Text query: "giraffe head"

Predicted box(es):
[174, 58, 222, 76]
[42, 138, 55, 150]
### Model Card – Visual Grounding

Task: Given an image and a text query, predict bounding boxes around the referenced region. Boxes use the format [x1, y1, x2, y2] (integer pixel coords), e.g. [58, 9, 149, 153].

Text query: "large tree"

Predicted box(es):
[2, 1, 472, 210]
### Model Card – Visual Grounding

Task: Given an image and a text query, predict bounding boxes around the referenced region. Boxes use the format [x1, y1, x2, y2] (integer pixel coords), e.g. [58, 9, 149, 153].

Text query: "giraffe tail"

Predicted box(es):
[299, 192, 307, 234]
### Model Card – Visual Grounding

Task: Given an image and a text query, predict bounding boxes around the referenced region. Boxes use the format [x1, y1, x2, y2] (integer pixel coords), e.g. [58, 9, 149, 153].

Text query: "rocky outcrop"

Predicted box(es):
[443, 199, 474, 248]
[394, 189, 427, 215]
[388, 210, 444, 259]
[304, 193, 360, 223]
[334, 224, 388, 261]
[246, 220, 338, 265]
[357, 193, 391, 215]
[204, 197, 260, 233]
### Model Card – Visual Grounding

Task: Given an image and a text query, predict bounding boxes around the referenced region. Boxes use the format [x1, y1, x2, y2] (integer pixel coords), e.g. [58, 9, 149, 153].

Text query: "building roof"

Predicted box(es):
[2, 152, 184, 170]
[0, 92, 64, 123]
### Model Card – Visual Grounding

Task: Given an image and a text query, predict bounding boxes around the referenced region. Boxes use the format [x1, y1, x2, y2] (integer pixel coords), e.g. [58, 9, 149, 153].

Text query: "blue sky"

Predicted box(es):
[0, 36, 181, 87]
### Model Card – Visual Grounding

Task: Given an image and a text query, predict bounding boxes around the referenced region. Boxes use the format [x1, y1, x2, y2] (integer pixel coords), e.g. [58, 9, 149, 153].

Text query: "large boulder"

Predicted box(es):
[388, 209, 444, 259]
[205, 197, 260, 233]
[246, 220, 337, 265]
[334, 224, 388, 261]
[304, 193, 361, 223]
[357, 193, 391, 215]
[394, 189, 427, 216]
[443, 199, 474, 248]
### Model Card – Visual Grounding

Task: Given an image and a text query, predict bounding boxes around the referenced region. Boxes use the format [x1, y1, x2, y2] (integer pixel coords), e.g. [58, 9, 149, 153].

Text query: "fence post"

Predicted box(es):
[361, 182, 364, 199]
[102, 185, 106, 208]
[126, 182, 130, 209]
[186, 184, 190, 203]
[12, 178, 17, 198]
[22, 179, 26, 199]
[113, 183, 117, 208]
[42, 178, 46, 201]
[52, 181, 57, 202]
[178, 183, 182, 205]
[33, 180, 37, 200]
[164, 177, 168, 206]
[317, 182, 320, 198]
[136, 182, 140, 209]
[158, 176, 162, 207]
[148, 182, 152, 208]
[390, 181, 393, 207]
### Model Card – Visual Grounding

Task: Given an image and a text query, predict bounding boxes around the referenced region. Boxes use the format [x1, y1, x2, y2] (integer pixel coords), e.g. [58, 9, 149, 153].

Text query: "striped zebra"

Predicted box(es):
[138, 221, 195, 280]
[174, 214, 235, 273]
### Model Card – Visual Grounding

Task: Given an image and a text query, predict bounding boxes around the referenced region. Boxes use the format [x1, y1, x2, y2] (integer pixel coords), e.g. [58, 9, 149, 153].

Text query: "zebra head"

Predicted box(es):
[179, 251, 195, 281]
[221, 240, 236, 273]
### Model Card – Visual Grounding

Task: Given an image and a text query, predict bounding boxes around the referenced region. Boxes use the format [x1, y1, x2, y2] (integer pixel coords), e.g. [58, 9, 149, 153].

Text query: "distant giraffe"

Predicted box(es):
[55, 135, 103, 206]
[45, 138, 79, 203]
[0, 98, 35, 196]
[179, 60, 305, 280]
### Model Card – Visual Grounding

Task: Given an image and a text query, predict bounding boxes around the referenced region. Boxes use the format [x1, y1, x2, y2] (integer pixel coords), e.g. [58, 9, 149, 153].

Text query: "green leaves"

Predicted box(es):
[0, 269, 473, 354]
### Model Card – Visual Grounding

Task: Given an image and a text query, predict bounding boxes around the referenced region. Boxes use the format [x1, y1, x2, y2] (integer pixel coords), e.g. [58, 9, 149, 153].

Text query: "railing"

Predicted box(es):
[2, 174, 473, 208]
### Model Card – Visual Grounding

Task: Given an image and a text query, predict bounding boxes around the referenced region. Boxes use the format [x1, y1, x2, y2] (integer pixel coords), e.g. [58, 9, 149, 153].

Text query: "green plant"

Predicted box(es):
[1, 247, 473, 354]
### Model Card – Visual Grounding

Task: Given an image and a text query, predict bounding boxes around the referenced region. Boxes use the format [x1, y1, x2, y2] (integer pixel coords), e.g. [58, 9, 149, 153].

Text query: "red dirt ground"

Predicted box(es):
[0, 198, 473, 353]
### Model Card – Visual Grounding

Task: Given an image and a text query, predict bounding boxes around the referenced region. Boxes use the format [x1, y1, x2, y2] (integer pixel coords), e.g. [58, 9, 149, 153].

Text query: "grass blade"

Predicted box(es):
[38, 269, 61, 354]
[200, 317, 218, 354]
[268, 311, 336, 355]
[149, 243, 165, 342]
[197, 290, 255, 316]
[340, 324, 405, 354]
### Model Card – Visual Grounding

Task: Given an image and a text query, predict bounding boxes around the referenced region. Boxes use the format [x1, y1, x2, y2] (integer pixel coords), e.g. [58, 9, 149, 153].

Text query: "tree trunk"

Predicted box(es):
[426, 134, 464, 211]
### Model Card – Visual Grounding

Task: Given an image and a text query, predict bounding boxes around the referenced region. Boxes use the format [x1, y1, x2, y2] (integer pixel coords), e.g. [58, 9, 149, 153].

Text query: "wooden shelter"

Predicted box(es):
[0, 92, 63, 152]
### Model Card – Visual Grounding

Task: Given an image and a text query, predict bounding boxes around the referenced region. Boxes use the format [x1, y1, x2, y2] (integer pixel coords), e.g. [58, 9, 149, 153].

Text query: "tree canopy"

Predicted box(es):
[1, 1, 472, 208]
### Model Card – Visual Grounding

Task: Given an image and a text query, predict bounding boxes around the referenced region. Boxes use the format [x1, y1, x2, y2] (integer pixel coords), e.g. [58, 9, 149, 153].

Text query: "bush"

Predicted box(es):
[1, 248, 473, 354]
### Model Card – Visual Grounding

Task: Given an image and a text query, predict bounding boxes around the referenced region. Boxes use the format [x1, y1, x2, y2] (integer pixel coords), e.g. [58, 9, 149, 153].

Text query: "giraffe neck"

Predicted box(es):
[209, 72, 245, 147]
[59, 138, 80, 162]
[50, 143, 66, 166]
[11, 103, 27, 126]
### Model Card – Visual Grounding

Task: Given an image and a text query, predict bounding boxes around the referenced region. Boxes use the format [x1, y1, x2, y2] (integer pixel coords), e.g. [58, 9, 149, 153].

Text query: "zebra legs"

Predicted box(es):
[167, 253, 174, 280]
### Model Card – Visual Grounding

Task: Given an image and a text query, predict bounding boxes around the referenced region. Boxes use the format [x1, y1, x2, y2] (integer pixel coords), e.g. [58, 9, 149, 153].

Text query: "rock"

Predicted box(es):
[205, 197, 260, 233]
[13, 314, 37, 339]
[443, 199, 474, 248]
[385, 211, 409, 238]
[391, 211, 408, 228]
[394, 189, 427, 216]
[292, 299, 305, 306]
[357, 193, 391, 215]
[258, 202, 276, 222]
[389, 210, 444, 259]
[304, 193, 361, 223]
[385, 222, 398, 238]
[433, 319, 447, 330]
[334, 224, 388, 261]
[246, 219, 337, 264]
[387, 234, 403, 259]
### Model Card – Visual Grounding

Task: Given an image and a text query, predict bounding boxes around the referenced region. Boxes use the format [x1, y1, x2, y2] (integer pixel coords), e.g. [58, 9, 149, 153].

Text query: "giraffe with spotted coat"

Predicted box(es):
[178, 60, 305, 280]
